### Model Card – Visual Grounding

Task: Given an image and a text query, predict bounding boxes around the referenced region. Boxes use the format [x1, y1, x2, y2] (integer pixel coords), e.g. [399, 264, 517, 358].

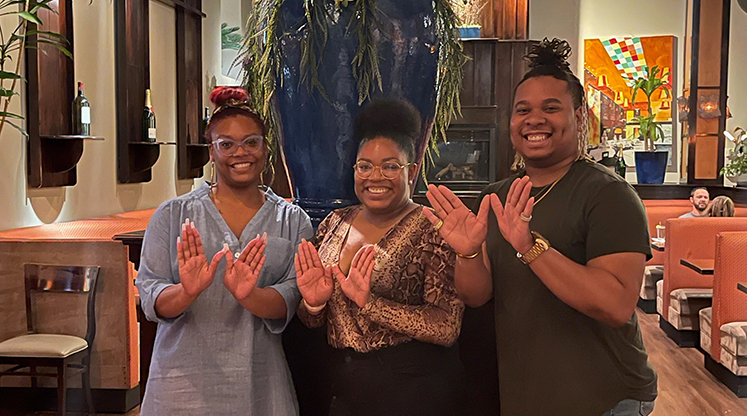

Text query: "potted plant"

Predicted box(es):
[630, 65, 671, 184]
[450, 0, 487, 38]
[0, 0, 74, 137]
[241, 0, 467, 225]
[723, 127, 747, 187]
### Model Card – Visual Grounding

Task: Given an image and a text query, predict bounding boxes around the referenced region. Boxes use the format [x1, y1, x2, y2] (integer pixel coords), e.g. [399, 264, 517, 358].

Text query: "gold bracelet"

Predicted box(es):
[302, 298, 326, 314]
[457, 250, 480, 259]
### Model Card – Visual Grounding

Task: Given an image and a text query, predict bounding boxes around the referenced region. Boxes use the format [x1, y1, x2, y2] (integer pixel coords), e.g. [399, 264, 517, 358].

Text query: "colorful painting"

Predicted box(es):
[601, 37, 648, 86]
[584, 35, 677, 169]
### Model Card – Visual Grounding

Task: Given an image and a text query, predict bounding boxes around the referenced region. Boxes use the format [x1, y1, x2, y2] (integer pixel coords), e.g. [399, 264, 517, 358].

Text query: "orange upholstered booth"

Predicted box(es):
[642, 200, 747, 266]
[698, 232, 747, 397]
[661, 218, 747, 324]
[0, 209, 155, 412]
[708, 232, 747, 361]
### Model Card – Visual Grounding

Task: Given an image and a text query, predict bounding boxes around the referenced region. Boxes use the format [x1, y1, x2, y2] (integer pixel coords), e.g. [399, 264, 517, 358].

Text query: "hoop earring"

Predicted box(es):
[209, 161, 217, 194]
[268, 160, 276, 186]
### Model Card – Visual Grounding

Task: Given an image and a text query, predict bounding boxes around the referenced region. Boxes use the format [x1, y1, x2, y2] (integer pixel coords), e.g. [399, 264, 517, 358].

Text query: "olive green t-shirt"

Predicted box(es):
[477, 159, 657, 416]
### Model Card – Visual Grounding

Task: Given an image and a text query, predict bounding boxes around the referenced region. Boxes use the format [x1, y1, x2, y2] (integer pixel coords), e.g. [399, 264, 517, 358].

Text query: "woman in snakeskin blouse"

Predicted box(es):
[295, 98, 465, 416]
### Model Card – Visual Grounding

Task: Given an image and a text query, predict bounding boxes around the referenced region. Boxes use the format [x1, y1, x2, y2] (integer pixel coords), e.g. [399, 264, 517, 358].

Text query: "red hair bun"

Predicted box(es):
[210, 86, 250, 107]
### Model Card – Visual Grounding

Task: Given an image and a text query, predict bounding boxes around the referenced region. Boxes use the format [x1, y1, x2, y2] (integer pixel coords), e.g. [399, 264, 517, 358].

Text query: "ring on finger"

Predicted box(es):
[434, 219, 444, 231]
[519, 213, 532, 222]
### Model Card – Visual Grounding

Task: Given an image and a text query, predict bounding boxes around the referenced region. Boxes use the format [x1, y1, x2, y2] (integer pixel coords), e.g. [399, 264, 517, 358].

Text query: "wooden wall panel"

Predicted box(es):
[694, 135, 720, 179]
[176, 1, 209, 180]
[480, 0, 528, 40]
[686, 0, 730, 184]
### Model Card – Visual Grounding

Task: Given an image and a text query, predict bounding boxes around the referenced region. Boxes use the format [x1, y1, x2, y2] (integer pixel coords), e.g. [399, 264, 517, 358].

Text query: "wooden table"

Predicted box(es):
[651, 239, 665, 252]
[113, 230, 145, 269]
[680, 258, 715, 275]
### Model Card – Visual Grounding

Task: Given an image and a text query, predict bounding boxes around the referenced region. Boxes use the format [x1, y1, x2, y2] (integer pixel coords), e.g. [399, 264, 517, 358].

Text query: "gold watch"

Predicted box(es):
[516, 231, 550, 265]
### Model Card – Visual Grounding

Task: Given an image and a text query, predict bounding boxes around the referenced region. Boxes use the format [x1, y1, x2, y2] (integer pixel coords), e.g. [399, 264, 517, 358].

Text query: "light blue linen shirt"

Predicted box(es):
[135, 184, 312, 415]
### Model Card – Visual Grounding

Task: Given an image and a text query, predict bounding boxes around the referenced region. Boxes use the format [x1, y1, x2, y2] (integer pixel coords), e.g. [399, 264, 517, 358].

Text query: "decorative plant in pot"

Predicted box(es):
[630, 65, 671, 184]
[241, 0, 467, 225]
[722, 127, 747, 187]
[450, 0, 487, 38]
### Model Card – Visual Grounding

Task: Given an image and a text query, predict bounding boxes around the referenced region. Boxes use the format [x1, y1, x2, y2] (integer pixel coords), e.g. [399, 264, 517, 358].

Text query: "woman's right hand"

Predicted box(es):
[424, 184, 491, 256]
[295, 239, 334, 307]
[177, 219, 227, 298]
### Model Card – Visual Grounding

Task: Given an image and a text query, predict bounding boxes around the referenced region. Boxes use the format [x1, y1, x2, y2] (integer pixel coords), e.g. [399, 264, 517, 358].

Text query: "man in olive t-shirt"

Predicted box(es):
[473, 160, 657, 415]
[423, 38, 657, 416]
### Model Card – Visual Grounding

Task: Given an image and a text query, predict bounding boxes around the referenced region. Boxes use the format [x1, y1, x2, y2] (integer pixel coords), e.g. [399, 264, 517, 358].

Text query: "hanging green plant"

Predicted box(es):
[239, 0, 467, 159]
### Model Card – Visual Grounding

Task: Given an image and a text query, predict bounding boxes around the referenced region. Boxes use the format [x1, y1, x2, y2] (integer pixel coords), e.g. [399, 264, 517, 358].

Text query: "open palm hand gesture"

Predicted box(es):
[332, 245, 376, 308]
[177, 219, 227, 298]
[224, 233, 266, 301]
[489, 176, 535, 254]
[424, 184, 491, 256]
[295, 239, 334, 308]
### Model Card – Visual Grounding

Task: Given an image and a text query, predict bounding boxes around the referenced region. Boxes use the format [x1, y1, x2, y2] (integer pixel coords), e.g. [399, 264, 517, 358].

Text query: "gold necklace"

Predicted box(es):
[532, 177, 560, 206]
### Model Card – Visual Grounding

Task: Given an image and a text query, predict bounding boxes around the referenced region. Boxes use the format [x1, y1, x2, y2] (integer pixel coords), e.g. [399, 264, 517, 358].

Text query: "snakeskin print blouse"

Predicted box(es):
[297, 205, 464, 353]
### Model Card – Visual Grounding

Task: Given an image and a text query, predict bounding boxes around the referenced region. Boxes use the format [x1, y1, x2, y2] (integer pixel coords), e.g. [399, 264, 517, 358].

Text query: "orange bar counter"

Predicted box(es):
[0, 209, 154, 413]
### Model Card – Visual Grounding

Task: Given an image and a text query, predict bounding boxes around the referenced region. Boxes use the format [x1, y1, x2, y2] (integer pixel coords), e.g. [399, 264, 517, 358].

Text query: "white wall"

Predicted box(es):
[529, 0, 582, 74]
[530, 0, 688, 183]
[0, 0, 206, 231]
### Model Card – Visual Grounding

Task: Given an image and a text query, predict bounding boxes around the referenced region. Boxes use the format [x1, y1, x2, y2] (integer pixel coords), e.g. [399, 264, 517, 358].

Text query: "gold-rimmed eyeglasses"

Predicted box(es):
[353, 161, 413, 180]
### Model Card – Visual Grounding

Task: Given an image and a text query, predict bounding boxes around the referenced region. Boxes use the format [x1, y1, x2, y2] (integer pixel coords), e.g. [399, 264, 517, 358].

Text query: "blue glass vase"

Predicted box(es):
[274, 0, 439, 226]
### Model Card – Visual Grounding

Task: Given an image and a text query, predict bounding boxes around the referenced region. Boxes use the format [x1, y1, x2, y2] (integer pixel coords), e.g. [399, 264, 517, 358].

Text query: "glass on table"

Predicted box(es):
[655, 223, 666, 240]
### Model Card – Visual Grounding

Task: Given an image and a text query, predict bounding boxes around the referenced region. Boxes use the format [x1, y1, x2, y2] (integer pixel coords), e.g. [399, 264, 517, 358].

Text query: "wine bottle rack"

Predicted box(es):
[26, 0, 104, 188]
[115, 0, 178, 183]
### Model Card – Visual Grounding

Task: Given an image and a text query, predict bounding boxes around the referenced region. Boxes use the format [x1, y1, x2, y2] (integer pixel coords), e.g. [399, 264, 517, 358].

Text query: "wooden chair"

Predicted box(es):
[0, 264, 100, 415]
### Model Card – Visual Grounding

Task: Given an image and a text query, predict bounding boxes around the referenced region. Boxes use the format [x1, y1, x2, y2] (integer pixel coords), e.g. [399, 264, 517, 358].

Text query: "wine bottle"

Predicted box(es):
[615, 146, 627, 178]
[200, 106, 210, 143]
[142, 89, 156, 142]
[72, 81, 90, 135]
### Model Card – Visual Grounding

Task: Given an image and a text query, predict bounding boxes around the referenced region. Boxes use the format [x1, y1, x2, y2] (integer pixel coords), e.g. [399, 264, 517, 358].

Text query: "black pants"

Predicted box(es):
[328, 341, 465, 416]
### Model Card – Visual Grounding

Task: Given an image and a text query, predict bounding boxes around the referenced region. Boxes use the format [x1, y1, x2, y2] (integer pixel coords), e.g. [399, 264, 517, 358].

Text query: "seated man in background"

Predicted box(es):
[680, 187, 710, 218]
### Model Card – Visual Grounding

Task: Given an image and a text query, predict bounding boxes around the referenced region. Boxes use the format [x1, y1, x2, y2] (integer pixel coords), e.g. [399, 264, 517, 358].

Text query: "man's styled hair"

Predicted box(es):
[690, 187, 708, 197]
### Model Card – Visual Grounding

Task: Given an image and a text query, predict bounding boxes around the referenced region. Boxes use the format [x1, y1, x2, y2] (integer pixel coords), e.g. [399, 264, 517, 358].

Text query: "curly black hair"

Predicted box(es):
[354, 98, 421, 162]
[511, 38, 590, 170]
[515, 38, 584, 109]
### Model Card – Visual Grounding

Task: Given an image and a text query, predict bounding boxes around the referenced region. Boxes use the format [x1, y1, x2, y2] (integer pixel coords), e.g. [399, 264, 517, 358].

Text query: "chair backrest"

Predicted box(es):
[710, 232, 747, 360]
[24, 264, 100, 346]
[643, 200, 691, 266]
[661, 217, 747, 320]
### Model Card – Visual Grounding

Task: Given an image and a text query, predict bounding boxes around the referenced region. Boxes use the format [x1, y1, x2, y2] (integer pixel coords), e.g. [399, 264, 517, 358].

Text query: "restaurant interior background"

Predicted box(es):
[0, 0, 743, 232]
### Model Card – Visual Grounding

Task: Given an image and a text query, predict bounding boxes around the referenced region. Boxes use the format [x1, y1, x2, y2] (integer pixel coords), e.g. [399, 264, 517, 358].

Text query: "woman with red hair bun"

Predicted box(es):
[136, 86, 312, 415]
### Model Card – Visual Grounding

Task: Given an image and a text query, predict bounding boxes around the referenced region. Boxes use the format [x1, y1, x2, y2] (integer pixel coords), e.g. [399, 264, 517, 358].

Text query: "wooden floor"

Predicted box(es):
[638, 310, 747, 415]
[9, 310, 747, 415]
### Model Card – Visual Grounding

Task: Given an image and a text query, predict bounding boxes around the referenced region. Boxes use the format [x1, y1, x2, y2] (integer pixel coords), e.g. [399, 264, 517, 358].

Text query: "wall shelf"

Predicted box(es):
[129, 141, 177, 145]
[25, 0, 99, 188]
[38, 136, 104, 175]
[115, 0, 162, 184]
[175, 0, 207, 180]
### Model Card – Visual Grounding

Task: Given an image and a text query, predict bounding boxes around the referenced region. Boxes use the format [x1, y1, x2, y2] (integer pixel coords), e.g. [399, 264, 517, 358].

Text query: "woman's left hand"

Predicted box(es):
[332, 245, 376, 308]
[224, 233, 267, 301]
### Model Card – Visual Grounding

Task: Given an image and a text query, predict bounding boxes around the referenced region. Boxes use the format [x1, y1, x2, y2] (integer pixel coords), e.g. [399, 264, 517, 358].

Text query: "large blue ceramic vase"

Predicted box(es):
[274, 0, 439, 225]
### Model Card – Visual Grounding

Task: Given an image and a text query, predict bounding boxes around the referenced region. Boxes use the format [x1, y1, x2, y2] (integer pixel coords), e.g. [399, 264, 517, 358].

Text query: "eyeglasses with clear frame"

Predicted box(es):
[353, 160, 413, 180]
[212, 135, 265, 157]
